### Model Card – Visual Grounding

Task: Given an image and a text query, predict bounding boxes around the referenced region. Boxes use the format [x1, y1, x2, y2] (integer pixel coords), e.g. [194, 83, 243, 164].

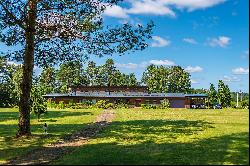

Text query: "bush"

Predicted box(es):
[68, 99, 75, 107]
[104, 103, 114, 109]
[58, 101, 65, 109]
[141, 104, 157, 109]
[115, 103, 129, 109]
[241, 100, 249, 109]
[84, 100, 93, 106]
[141, 99, 170, 110]
[33, 102, 47, 120]
[94, 100, 107, 109]
[94, 100, 116, 109]
[231, 101, 237, 109]
[47, 101, 57, 108]
[160, 99, 170, 109]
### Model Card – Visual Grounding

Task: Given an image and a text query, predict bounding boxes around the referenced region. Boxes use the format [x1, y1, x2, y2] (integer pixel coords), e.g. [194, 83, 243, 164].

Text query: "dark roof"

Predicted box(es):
[184, 94, 208, 97]
[43, 92, 208, 98]
[70, 85, 148, 89]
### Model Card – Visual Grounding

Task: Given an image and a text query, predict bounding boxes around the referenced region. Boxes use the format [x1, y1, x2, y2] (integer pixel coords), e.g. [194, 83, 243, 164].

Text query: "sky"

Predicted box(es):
[0, 0, 249, 92]
[92, 0, 249, 92]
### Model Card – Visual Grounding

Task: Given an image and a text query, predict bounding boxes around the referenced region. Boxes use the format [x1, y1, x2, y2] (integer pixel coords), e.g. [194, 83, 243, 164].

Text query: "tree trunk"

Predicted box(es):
[17, 0, 37, 137]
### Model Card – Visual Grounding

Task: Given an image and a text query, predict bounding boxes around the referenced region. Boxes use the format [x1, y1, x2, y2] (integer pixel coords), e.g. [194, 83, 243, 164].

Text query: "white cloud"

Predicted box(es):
[232, 67, 249, 75]
[159, 0, 226, 11]
[115, 63, 138, 69]
[151, 36, 171, 47]
[104, 0, 225, 18]
[7, 61, 19, 66]
[191, 79, 199, 84]
[185, 66, 203, 73]
[116, 59, 176, 69]
[223, 75, 241, 82]
[183, 38, 198, 44]
[207, 36, 231, 47]
[104, 5, 129, 18]
[115, 61, 149, 69]
[127, 0, 176, 17]
[149, 59, 176, 66]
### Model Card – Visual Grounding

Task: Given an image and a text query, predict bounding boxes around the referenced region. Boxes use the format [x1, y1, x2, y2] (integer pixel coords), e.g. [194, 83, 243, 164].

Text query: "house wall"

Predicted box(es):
[185, 98, 191, 109]
[46, 96, 189, 108]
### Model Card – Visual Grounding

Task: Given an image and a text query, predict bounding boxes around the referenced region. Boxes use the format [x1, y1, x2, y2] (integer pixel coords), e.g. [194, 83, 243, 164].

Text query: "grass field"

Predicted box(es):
[0, 108, 249, 165]
[0, 108, 103, 164]
[54, 108, 249, 165]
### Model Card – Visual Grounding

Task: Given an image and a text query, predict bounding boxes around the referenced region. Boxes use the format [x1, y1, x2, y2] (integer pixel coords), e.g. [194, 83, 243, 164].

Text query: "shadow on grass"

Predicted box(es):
[54, 119, 248, 165]
[1, 117, 248, 165]
[0, 112, 19, 122]
[52, 119, 248, 165]
[59, 132, 249, 165]
[41, 110, 94, 120]
[0, 123, 89, 163]
[100, 120, 215, 140]
[39, 119, 58, 123]
[0, 110, 93, 123]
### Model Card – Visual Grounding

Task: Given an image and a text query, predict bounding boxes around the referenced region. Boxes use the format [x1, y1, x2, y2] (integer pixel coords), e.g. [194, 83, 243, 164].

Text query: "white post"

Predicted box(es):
[236, 92, 239, 107]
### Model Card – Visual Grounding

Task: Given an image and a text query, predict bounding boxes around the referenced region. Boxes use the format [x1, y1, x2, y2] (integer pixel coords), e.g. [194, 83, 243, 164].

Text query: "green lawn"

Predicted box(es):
[54, 108, 249, 165]
[0, 108, 103, 164]
[0, 108, 249, 165]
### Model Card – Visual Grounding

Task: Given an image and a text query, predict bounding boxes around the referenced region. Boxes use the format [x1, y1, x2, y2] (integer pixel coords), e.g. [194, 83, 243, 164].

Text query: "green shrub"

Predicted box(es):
[31, 86, 48, 121]
[141, 104, 157, 109]
[241, 100, 249, 109]
[84, 100, 93, 106]
[231, 101, 237, 108]
[48, 101, 57, 108]
[68, 99, 75, 107]
[115, 103, 129, 109]
[104, 103, 114, 109]
[160, 99, 170, 109]
[95, 100, 107, 109]
[58, 101, 65, 109]
[70, 105, 76, 109]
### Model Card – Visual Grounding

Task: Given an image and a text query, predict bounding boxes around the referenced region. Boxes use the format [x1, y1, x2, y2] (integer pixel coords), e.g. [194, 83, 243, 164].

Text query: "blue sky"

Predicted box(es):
[0, 0, 249, 92]
[91, 0, 249, 92]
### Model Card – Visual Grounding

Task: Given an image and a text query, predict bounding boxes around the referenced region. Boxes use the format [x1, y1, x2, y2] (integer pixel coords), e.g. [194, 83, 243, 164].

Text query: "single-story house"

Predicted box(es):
[43, 86, 208, 108]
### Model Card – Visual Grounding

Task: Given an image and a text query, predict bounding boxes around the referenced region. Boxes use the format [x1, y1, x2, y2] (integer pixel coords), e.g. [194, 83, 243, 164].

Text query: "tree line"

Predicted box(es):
[0, 57, 193, 107]
[2, 56, 246, 110]
[1, 57, 191, 107]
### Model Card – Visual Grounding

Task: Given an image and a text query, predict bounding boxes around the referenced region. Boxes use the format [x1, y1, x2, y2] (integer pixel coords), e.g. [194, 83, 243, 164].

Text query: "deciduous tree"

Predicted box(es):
[142, 65, 191, 93]
[0, 0, 154, 136]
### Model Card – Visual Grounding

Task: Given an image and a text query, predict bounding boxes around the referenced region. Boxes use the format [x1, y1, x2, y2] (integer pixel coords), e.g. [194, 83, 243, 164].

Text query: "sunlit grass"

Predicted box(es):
[0, 108, 248, 165]
[55, 108, 249, 165]
[0, 108, 102, 164]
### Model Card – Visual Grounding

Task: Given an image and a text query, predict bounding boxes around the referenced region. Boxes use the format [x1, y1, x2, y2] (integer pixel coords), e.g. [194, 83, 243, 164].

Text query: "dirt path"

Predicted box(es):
[5, 109, 115, 165]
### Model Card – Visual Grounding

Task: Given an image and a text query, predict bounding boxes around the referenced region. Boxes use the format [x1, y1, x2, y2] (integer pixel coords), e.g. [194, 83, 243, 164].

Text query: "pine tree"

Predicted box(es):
[208, 83, 218, 107]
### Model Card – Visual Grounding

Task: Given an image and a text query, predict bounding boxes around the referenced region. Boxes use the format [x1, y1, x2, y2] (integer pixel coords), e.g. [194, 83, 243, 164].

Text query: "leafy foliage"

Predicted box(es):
[31, 86, 47, 121]
[0, 0, 154, 136]
[218, 80, 232, 108]
[0, 57, 22, 107]
[142, 65, 191, 93]
[160, 99, 170, 109]
[208, 83, 218, 107]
